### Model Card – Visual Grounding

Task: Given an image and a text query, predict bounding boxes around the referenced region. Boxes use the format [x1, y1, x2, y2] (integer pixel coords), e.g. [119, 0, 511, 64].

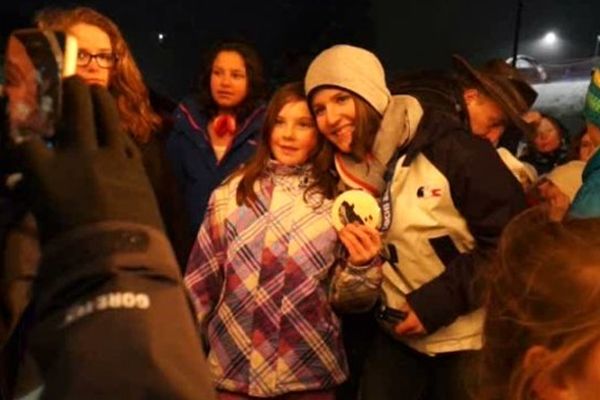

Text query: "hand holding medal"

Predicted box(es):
[332, 190, 383, 266]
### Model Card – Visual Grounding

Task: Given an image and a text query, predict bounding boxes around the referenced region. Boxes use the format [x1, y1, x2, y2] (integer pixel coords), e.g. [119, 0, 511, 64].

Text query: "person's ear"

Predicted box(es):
[463, 88, 479, 105]
[524, 346, 573, 400]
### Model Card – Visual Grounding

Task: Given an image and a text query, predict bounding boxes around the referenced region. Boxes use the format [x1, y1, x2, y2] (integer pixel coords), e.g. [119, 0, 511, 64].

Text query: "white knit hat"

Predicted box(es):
[545, 161, 585, 202]
[305, 45, 391, 114]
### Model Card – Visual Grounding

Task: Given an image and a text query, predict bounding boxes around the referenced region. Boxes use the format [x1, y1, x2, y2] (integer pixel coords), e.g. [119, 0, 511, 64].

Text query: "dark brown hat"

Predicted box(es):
[453, 55, 538, 139]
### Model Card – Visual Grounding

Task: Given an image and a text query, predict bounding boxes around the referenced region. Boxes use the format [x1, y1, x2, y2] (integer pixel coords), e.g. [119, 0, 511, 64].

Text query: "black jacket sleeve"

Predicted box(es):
[139, 133, 193, 271]
[29, 221, 216, 400]
[407, 135, 526, 334]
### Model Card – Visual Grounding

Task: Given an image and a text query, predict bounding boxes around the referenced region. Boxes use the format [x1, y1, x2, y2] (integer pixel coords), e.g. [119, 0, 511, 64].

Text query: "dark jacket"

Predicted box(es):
[518, 140, 570, 175]
[166, 96, 265, 237]
[390, 70, 469, 123]
[137, 131, 192, 269]
[401, 106, 526, 328]
[29, 221, 216, 399]
[380, 72, 527, 353]
[0, 211, 38, 400]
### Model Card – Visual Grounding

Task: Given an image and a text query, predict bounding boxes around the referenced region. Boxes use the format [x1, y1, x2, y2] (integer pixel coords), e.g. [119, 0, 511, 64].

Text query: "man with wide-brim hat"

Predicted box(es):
[389, 55, 537, 148]
[452, 55, 537, 145]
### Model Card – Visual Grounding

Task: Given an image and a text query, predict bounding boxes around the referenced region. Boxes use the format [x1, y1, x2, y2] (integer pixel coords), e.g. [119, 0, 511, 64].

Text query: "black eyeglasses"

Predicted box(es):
[76, 50, 117, 68]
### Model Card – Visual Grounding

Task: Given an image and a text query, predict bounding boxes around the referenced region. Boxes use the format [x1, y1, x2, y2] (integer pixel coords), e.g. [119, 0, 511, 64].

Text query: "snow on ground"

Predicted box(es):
[531, 79, 589, 134]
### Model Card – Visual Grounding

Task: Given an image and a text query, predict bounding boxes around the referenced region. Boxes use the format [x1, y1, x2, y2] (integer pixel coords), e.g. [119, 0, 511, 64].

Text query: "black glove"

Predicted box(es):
[19, 77, 164, 242]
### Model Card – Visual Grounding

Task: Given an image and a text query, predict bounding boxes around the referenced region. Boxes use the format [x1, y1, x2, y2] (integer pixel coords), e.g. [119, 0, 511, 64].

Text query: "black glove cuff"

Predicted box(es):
[37, 221, 180, 295]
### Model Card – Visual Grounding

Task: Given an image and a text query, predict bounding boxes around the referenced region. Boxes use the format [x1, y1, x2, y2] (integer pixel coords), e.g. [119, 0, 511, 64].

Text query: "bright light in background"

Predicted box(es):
[531, 30, 562, 58]
[158, 33, 165, 43]
[542, 31, 557, 46]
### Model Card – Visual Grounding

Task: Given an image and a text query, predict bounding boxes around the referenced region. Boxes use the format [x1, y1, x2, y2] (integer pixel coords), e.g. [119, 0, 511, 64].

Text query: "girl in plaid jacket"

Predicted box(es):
[184, 82, 381, 400]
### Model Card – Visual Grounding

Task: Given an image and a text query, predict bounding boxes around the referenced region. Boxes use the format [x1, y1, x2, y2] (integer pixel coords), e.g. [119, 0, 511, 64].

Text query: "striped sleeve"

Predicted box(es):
[329, 255, 383, 313]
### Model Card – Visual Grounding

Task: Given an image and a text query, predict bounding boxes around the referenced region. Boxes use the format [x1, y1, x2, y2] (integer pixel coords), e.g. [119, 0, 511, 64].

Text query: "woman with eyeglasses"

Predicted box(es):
[36, 7, 192, 267]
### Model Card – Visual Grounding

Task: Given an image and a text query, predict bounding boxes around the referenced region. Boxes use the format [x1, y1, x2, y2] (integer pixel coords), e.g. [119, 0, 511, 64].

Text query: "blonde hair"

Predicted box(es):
[479, 207, 600, 400]
[36, 7, 161, 143]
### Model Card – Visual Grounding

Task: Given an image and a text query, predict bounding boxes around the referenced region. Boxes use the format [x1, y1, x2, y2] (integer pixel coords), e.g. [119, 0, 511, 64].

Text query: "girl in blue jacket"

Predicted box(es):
[167, 42, 266, 235]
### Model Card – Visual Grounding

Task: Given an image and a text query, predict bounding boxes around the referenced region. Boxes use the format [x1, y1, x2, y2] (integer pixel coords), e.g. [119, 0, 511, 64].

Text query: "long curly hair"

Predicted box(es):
[35, 6, 161, 143]
[478, 207, 600, 400]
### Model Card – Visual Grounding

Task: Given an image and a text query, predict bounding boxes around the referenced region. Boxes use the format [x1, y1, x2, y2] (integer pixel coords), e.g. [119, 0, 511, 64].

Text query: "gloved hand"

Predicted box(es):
[19, 77, 163, 242]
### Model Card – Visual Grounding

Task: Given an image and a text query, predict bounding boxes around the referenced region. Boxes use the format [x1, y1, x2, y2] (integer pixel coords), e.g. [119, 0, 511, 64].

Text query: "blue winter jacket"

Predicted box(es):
[569, 148, 600, 218]
[166, 96, 265, 235]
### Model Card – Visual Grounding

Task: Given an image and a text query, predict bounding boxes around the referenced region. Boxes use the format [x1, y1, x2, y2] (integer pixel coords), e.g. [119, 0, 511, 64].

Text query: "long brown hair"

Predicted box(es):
[350, 93, 383, 161]
[36, 7, 162, 143]
[235, 82, 336, 207]
[479, 207, 600, 400]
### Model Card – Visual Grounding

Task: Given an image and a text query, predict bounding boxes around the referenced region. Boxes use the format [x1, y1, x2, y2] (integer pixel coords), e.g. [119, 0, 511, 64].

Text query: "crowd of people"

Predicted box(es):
[1, 5, 600, 400]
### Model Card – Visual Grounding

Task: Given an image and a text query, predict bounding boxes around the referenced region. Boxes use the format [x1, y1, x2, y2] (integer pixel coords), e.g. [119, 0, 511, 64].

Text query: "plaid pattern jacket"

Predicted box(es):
[184, 162, 348, 397]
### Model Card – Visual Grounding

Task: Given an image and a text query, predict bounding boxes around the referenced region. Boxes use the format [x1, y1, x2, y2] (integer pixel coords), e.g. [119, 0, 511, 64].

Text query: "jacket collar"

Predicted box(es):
[401, 104, 468, 166]
[391, 71, 469, 126]
[175, 95, 266, 150]
[391, 74, 471, 166]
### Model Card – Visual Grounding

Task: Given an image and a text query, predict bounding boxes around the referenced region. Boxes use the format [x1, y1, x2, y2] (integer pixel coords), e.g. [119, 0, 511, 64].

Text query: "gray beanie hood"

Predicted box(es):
[305, 45, 391, 115]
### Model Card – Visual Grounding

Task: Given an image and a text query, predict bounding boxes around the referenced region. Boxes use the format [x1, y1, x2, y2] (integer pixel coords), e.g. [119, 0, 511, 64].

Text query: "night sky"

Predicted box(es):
[2, 0, 600, 99]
